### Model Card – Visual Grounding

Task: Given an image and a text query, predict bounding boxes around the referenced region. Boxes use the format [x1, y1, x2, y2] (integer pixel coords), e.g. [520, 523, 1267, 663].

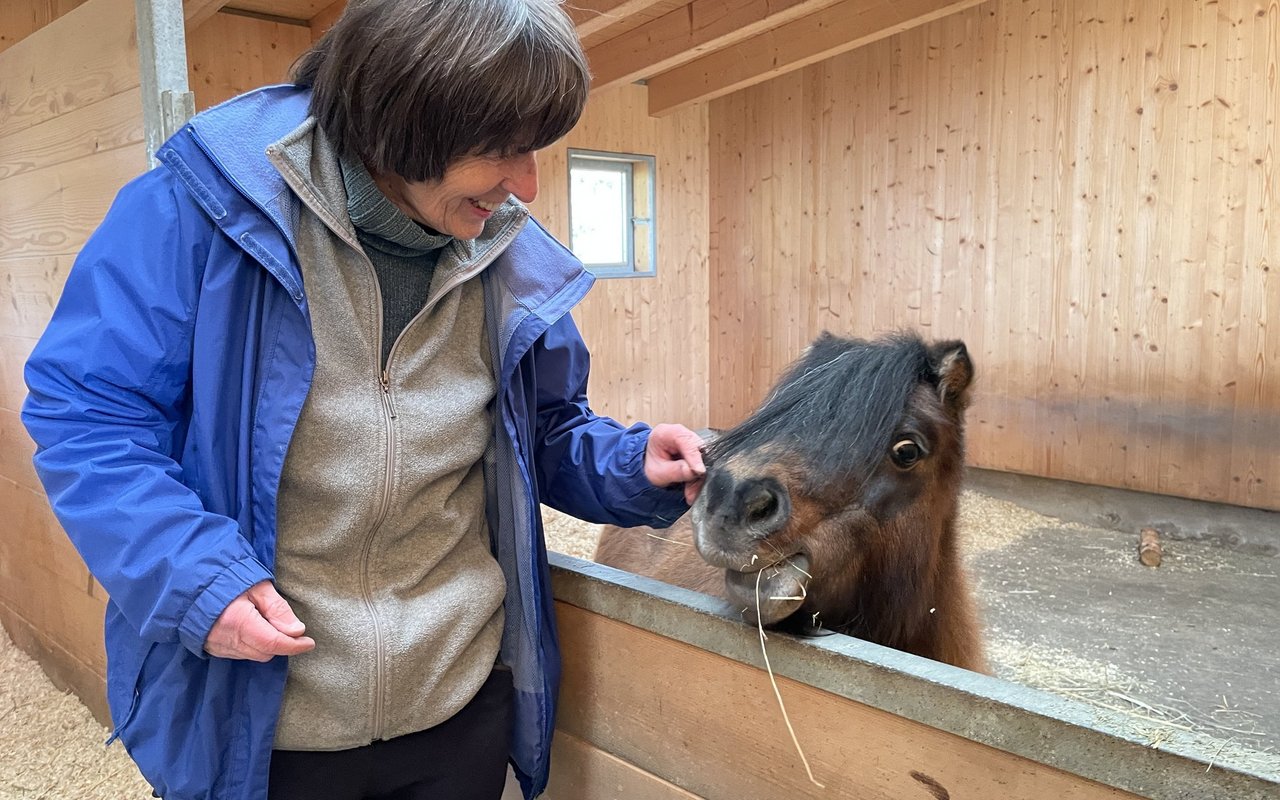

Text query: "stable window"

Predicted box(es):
[567, 149, 656, 278]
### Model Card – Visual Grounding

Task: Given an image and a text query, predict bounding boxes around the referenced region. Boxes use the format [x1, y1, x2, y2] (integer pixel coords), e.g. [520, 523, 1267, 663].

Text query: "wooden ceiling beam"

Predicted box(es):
[569, 0, 657, 38]
[568, 0, 683, 43]
[645, 0, 989, 116]
[183, 0, 230, 30]
[587, 0, 844, 93]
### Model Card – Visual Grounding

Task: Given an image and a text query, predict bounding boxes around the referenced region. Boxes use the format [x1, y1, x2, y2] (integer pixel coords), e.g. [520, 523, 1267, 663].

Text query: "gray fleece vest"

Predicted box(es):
[264, 119, 526, 750]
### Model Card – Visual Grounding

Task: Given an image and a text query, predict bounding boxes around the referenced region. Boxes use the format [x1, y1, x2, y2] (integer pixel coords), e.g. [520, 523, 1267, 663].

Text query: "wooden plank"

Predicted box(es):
[0, 257, 72, 341]
[0, 597, 109, 725]
[0, 407, 40, 493]
[0, 335, 38, 415]
[0, 146, 146, 259]
[308, 0, 344, 40]
[0, 89, 144, 181]
[545, 731, 702, 800]
[586, 0, 844, 92]
[222, 0, 328, 19]
[647, 0, 987, 115]
[1232, 0, 1280, 508]
[187, 10, 315, 110]
[0, 0, 90, 55]
[0, 477, 92, 596]
[185, 0, 230, 30]
[0, 520, 108, 678]
[525, 83, 710, 428]
[704, 0, 1280, 509]
[555, 602, 1142, 799]
[569, 0, 685, 43]
[0, 0, 139, 139]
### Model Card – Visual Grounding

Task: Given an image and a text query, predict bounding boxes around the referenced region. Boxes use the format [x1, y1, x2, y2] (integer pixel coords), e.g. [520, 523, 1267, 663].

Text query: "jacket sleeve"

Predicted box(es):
[21, 169, 271, 657]
[531, 314, 689, 529]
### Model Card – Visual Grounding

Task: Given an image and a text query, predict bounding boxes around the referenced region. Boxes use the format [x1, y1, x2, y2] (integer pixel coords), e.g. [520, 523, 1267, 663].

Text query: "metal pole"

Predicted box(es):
[135, 0, 195, 166]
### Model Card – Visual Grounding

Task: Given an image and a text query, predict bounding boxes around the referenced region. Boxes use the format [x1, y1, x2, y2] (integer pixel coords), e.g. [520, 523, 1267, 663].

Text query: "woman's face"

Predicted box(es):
[373, 151, 540, 240]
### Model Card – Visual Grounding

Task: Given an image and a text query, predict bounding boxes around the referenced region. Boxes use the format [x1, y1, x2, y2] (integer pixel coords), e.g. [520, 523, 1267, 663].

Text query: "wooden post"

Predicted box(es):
[1138, 528, 1162, 567]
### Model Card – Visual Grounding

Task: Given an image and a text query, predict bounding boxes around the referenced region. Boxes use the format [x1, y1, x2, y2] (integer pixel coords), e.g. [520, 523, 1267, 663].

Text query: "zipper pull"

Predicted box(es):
[380, 371, 397, 419]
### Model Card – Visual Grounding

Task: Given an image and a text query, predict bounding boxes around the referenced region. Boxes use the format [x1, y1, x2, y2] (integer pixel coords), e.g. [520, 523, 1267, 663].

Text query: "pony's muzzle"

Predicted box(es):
[722, 553, 812, 625]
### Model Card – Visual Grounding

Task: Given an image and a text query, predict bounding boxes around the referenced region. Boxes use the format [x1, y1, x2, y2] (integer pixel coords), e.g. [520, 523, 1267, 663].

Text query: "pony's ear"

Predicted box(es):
[928, 340, 973, 409]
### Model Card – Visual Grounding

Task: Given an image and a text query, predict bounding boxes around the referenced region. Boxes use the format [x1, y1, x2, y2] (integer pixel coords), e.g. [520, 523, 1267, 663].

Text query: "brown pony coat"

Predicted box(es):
[595, 333, 986, 672]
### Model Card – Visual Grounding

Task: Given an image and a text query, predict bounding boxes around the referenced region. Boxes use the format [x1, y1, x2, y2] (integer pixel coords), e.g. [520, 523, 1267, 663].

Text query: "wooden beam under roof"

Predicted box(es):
[568, 0, 688, 48]
[587, 0, 846, 93]
[183, 0, 229, 29]
[645, 0, 989, 116]
[219, 0, 329, 19]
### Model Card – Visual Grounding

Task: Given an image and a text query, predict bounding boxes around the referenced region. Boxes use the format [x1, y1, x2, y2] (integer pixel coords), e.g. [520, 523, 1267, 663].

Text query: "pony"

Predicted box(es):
[594, 331, 985, 671]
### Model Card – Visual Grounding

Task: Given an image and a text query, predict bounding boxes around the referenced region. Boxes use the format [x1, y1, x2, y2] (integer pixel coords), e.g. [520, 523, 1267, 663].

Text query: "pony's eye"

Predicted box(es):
[891, 439, 924, 469]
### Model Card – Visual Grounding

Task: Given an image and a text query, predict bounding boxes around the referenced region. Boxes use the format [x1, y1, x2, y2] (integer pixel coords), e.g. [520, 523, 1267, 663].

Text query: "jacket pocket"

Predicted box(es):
[105, 641, 155, 746]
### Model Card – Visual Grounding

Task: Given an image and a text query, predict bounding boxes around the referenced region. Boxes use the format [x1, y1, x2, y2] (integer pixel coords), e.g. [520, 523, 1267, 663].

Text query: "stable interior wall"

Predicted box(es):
[0, 0, 147, 722]
[529, 84, 710, 428]
[0, 0, 90, 54]
[707, 0, 1280, 510]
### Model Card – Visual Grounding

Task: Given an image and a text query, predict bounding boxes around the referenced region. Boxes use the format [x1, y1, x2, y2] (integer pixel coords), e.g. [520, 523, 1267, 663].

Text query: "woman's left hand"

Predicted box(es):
[643, 423, 707, 504]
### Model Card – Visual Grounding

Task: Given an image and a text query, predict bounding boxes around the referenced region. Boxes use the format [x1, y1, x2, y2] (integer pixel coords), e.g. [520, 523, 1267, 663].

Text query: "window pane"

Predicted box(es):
[570, 165, 629, 265]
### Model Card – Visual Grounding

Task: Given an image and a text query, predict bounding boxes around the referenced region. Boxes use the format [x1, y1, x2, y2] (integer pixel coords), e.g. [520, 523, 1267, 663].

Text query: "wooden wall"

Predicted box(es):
[187, 10, 313, 110]
[0, 0, 89, 54]
[708, 0, 1280, 510]
[0, 0, 146, 721]
[529, 84, 711, 428]
[548, 602, 1141, 799]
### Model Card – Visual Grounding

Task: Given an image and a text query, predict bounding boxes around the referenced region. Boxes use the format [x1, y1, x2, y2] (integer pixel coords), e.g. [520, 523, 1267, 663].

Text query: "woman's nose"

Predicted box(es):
[503, 152, 539, 203]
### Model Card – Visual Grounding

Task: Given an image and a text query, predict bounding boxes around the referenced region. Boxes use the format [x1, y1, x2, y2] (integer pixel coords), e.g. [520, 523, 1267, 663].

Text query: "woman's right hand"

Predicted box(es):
[205, 580, 316, 661]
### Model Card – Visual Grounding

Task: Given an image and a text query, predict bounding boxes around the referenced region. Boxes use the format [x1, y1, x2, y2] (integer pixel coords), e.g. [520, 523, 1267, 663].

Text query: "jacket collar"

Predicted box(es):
[157, 84, 593, 322]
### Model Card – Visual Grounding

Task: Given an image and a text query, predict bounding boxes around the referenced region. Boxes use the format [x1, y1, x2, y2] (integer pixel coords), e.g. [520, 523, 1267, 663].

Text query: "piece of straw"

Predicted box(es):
[756, 570, 825, 788]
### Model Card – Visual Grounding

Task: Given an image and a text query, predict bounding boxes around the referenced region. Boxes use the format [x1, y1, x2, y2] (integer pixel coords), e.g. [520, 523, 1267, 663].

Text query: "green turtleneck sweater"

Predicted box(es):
[339, 154, 453, 367]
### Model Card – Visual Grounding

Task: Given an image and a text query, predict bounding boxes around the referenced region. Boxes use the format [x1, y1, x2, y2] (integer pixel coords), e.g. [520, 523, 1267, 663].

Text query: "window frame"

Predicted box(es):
[566, 148, 657, 279]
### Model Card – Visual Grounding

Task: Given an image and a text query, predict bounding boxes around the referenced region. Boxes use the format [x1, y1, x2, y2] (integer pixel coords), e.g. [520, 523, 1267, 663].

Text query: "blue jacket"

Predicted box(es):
[21, 86, 687, 799]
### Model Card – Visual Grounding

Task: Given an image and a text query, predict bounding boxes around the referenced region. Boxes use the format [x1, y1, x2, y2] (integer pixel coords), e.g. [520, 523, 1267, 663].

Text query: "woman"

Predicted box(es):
[21, 1, 704, 798]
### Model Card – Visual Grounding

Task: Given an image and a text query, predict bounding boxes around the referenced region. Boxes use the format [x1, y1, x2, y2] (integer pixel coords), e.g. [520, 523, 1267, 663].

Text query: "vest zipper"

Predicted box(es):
[360, 368, 397, 740]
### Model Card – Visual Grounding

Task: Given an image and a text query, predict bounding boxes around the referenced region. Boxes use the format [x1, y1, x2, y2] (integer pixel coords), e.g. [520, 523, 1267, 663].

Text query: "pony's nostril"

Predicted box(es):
[740, 480, 787, 531]
[745, 490, 778, 524]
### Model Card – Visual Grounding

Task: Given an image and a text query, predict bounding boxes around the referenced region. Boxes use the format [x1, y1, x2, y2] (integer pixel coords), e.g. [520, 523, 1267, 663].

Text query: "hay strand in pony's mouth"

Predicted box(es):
[756, 570, 825, 788]
[644, 531, 693, 547]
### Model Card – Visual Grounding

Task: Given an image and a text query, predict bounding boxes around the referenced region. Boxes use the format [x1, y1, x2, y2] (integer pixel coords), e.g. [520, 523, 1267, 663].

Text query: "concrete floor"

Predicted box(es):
[964, 469, 1280, 760]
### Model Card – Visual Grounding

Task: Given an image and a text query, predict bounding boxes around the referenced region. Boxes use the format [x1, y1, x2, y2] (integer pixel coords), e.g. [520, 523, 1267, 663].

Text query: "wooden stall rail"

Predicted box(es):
[546, 554, 1280, 800]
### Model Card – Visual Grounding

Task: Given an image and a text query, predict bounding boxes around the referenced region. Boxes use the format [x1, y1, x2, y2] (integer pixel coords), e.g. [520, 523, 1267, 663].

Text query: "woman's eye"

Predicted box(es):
[890, 439, 923, 469]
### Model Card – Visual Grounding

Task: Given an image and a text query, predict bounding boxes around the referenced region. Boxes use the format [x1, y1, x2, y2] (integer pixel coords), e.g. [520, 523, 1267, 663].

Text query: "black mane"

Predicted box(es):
[704, 332, 934, 491]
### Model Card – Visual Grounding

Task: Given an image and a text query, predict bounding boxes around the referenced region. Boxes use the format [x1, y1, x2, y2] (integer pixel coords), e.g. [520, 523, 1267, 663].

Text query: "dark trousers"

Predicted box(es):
[268, 667, 514, 800]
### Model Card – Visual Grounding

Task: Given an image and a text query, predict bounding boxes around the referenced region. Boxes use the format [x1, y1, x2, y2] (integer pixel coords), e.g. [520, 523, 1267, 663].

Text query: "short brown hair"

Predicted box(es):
[294, 0, 590, 182]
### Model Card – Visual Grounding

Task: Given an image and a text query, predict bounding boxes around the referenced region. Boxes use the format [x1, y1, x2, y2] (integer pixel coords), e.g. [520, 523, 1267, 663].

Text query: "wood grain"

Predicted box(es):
[545, 731, 703, 800]
[0, 0, 139, 139]
[0, 0, 90, 55]
[586, 0, 844, 92]
[0, 88, 144, 181]
[0, 146, 147, 259]
[0, 598, 109, 724]
[187, 10, 315, 109]
[527, 83, 711, 428]
[308, 0, 344, 39]
[707, 0, 1280, 509]
[647, 0, 988, 115]
[555, 602, 1142, 799]
[221, 0, 328, 20]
